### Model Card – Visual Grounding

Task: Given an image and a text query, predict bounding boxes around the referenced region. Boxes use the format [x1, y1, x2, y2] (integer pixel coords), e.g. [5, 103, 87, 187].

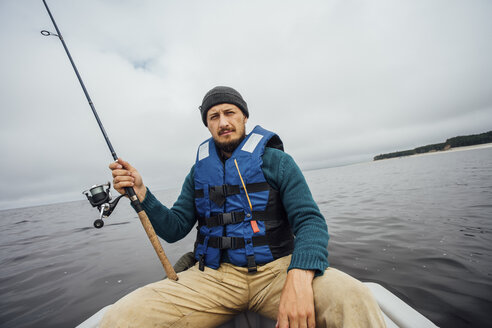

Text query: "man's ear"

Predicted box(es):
[244, 115, 248, 124]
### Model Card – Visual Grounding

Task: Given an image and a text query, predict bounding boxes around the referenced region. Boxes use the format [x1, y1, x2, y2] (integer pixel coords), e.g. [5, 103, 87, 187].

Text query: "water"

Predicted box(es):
[1, 147, 491, 327]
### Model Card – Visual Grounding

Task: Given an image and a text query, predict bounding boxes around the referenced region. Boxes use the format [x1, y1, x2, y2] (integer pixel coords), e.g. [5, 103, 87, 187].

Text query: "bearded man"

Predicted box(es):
[101, 86, 385, 328]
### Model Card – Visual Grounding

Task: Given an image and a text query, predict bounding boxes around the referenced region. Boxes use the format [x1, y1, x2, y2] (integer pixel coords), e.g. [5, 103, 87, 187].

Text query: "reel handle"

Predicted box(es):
[93, 203, 109, 229]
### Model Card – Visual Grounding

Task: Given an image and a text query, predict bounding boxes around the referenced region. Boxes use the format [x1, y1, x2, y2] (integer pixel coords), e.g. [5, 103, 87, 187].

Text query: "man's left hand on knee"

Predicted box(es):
[276, 269, 316, 328]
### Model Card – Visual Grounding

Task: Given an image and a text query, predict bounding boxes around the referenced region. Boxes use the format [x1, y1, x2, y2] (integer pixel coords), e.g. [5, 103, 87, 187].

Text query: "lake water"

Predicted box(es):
[1, 146, 491, 327]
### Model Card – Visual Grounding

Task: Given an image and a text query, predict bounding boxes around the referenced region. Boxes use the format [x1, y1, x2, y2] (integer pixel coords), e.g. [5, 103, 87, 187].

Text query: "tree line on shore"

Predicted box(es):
[374, 130, 492, 161]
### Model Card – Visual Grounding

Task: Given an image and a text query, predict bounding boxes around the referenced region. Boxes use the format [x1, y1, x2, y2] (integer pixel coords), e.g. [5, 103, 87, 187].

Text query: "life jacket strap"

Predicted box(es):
[197, 208, 282, 228]
[196, 234, 270, 249]
[247, 255, 257, 273]
[194, 182, 270, 199]
[198, 211, 244, 227]
[199, 254, 205, 271]
[196, 223, 293, 250]
[197, 235, 210, 271]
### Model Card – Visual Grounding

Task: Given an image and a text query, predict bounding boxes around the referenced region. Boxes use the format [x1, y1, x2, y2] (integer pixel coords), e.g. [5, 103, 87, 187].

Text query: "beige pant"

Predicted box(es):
[100, 256, 385, 328]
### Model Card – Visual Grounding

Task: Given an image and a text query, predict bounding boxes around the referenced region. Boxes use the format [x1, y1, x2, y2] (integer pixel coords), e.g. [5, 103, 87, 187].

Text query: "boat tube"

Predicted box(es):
[76, 282, 438, 327]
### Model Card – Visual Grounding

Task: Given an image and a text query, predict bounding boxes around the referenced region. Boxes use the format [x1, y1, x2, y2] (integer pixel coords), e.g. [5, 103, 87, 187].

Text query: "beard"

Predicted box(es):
[214, 131, 246, 154]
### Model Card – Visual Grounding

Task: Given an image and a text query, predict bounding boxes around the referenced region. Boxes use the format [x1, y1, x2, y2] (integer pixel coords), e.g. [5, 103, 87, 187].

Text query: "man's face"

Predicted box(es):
[206, 103, 247, 155]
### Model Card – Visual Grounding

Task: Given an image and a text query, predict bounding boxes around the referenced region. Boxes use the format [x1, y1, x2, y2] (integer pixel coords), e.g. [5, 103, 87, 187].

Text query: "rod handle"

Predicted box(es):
[125, 187, 178, 281]
[136, 209, 179, 280]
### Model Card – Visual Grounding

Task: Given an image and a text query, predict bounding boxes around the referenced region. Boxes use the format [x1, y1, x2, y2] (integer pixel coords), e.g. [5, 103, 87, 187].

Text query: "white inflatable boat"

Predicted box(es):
[76, 282, 438, 327]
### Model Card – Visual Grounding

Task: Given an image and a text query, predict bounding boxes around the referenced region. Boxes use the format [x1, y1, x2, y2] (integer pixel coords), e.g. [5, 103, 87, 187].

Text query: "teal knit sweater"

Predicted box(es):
[141, 147, 329, 275]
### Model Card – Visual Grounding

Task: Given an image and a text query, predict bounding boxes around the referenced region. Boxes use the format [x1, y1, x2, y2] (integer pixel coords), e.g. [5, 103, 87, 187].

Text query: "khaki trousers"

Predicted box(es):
[100, 255, 385, 328]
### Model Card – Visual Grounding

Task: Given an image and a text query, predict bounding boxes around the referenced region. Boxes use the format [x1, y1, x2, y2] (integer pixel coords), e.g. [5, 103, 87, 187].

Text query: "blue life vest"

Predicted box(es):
[193, 125, 294, 272]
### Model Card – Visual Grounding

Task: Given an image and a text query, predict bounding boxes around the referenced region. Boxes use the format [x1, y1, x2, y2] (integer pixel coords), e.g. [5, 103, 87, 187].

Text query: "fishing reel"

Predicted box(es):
[82, 182, 124, 229]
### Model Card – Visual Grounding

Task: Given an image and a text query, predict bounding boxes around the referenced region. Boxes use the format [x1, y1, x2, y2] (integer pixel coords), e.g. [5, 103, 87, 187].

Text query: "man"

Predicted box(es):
[101, 86, 385, 327]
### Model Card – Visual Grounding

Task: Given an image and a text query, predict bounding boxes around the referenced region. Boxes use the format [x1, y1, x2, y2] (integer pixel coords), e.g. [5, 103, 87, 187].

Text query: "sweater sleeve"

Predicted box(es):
[262, 148, 329, 276]
[140, 166, 197, 243]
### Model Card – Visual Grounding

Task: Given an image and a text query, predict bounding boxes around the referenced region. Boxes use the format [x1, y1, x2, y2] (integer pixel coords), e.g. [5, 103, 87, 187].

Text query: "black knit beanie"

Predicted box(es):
[199, 86, 249, 126]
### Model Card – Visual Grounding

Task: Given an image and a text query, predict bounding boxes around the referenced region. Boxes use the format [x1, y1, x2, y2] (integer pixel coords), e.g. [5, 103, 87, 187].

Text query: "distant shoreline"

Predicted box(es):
[374, 130, 492, 161]
[375, 142, 492, 161]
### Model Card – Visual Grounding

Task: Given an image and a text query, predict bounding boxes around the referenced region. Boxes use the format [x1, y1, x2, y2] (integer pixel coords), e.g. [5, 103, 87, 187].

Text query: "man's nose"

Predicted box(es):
[218, 114, 229, 128]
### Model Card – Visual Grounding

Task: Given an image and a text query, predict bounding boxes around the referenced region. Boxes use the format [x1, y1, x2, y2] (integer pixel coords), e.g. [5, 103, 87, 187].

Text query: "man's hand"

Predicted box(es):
[108, 158, 146, 201]
[276, 269, 316, 328]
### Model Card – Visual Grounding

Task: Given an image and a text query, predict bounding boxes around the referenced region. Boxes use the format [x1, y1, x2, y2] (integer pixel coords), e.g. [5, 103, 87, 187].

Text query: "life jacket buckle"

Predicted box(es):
[218, 236, 237, 249]
[218, 212, 237, 225]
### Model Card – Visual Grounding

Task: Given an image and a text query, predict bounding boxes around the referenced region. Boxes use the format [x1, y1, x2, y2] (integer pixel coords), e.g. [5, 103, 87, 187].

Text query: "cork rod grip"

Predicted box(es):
[137, 210, 179, 281]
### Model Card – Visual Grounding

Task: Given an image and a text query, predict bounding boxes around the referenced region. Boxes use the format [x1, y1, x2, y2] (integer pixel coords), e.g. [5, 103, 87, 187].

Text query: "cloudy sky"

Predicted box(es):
[1, 0, 491, 210]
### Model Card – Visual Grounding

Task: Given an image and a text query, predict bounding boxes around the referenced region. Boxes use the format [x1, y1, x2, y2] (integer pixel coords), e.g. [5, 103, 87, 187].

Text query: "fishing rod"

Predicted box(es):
[40, 0, 178, 281]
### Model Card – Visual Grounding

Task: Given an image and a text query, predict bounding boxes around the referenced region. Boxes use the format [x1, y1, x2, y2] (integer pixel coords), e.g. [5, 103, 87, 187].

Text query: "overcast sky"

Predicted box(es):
[1, 0, 491, 210]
